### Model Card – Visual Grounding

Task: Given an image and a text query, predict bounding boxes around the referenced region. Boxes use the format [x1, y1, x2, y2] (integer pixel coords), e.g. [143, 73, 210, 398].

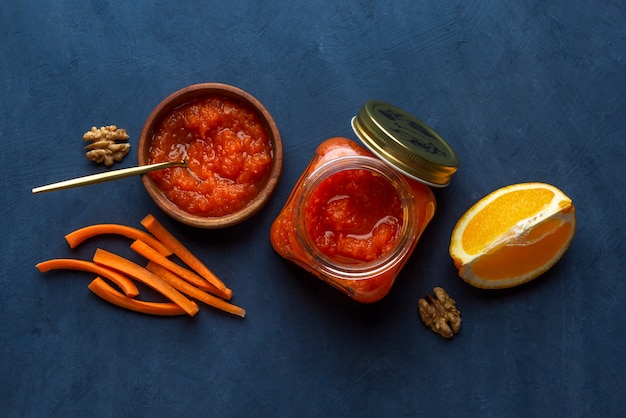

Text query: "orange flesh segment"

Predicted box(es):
[471, 220, 573, 280]
[462, 188, 555, 255]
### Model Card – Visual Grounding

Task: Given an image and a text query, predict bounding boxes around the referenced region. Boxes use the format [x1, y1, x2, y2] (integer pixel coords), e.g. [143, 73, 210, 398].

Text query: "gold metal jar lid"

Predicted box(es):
[351, 100, 459, 187]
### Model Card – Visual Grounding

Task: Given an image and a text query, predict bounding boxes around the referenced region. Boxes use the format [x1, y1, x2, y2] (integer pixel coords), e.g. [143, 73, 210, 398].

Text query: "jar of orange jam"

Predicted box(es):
[270, 101, 459, 303]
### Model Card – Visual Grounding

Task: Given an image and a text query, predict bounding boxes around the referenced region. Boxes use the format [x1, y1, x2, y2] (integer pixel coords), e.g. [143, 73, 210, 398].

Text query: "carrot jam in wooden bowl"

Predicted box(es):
[148, 96, 272, 217]
[139, 83, 282, 228]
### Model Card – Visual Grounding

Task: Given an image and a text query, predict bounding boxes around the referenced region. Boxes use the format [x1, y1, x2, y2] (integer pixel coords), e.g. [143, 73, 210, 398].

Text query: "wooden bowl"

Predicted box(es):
[138, 83, 283, 228]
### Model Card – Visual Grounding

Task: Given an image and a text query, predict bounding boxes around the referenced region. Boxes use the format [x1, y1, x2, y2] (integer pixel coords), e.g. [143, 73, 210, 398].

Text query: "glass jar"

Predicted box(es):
[270, 101, 459, 303]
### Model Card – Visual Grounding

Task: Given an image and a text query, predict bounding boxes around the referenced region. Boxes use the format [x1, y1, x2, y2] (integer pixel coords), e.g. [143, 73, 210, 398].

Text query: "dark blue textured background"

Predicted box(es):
[2, 1, 625, 416]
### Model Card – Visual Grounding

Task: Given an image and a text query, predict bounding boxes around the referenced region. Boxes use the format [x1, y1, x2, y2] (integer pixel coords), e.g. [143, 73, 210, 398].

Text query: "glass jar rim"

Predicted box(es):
[295, 155, 418, 280]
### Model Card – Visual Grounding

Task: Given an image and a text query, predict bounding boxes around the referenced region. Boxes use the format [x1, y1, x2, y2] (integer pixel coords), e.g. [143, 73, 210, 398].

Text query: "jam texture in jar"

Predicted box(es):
[270, 101, 459, 303]
[304, 162, 404, 263]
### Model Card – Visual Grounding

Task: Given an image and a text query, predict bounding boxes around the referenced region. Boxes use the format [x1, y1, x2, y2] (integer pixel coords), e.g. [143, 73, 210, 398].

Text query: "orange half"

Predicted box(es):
[449, 182, 576, 289]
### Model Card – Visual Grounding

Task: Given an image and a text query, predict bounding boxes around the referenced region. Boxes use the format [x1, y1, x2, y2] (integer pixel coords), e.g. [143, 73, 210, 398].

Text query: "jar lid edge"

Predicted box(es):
[352, 100, 459, 187]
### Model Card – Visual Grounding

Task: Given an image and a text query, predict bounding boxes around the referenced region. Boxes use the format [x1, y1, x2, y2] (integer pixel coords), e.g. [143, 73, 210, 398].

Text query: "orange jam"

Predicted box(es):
[270, 137, 436, 303]
[148, 96, 272, 217]
[304, 168, 404, 263]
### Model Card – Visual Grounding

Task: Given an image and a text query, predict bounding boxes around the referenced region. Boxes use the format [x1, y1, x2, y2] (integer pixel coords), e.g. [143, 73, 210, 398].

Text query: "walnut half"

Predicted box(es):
[418, 287, 461, 338]
[83, 125, 130, 166]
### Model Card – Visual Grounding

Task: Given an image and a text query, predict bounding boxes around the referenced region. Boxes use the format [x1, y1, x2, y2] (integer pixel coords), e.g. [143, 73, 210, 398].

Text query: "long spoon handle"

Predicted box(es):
[32, 160, 186, 194]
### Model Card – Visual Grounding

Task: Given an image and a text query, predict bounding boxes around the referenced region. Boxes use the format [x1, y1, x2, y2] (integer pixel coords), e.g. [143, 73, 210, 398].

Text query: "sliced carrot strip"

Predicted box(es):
[92, 248, 199, 317]
[130, 239, 226, 298]
[65, 223, 173, 256]
[36, 258, 139, 298]
[88, 277, 187, 316]
[146, 262, 246, 318]
[141, 214, 233, 299]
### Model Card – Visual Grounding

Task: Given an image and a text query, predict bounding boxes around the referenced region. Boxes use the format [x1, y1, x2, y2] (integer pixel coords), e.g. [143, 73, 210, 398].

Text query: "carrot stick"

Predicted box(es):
[36, 258, 139, 298]
[129, 239, 226, 298]
[140, 214, 232, 299]
[65, 223, 173, 256]
[146, 262, 246, 318]
[88, 277, 187, 316]
[92, 248, 199, 317]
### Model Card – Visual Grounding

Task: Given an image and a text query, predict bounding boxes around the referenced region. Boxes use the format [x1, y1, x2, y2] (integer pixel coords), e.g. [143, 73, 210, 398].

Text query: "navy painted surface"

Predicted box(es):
[2, 1, 625, 416]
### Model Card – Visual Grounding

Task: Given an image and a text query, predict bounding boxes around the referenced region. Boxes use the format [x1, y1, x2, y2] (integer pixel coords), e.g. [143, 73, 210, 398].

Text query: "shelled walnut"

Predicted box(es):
[418, 287, 461, 338]
[83, 125, 130, 166]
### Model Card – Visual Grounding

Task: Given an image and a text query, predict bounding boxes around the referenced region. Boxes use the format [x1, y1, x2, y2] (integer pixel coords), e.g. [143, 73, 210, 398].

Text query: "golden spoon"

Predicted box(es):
[32, 160, 186, 194]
